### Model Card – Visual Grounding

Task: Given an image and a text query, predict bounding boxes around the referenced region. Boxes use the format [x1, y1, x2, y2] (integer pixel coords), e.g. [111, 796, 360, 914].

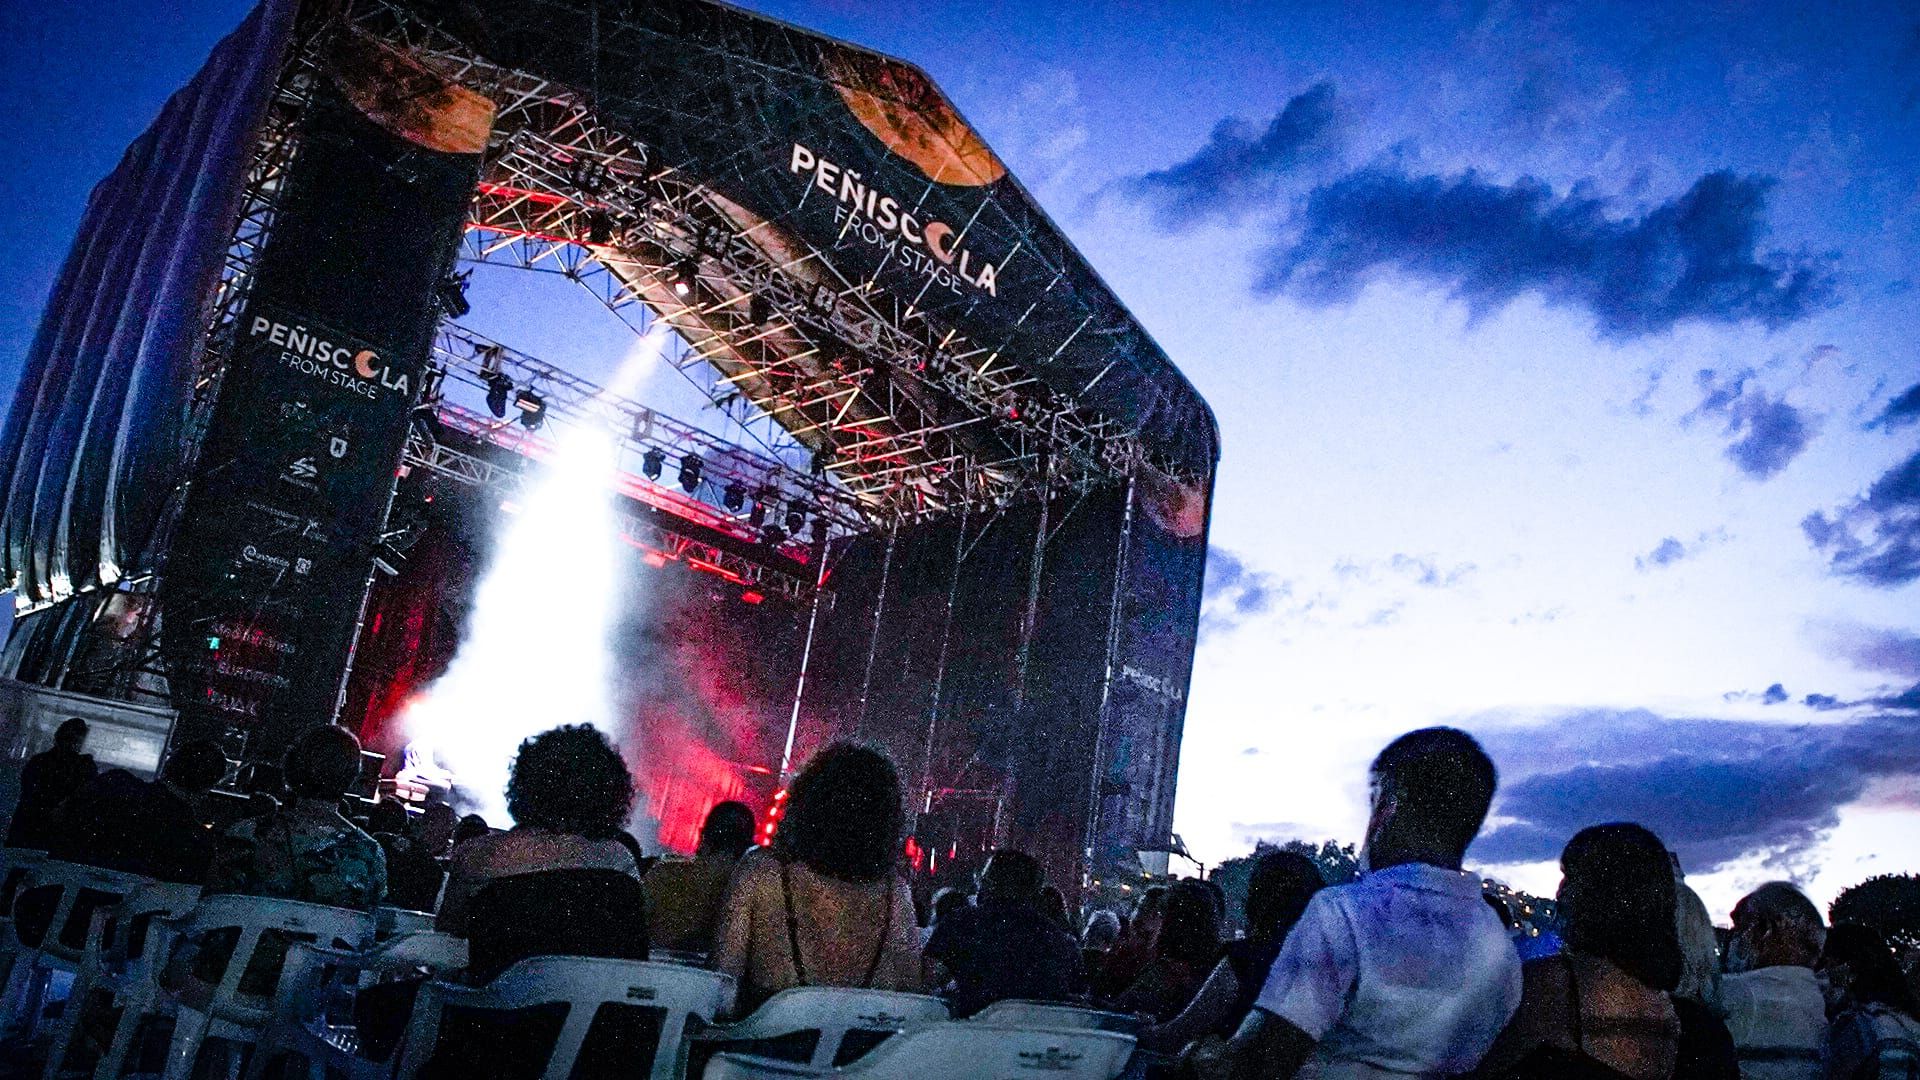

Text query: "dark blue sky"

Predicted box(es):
[4, 1, 1917, 911]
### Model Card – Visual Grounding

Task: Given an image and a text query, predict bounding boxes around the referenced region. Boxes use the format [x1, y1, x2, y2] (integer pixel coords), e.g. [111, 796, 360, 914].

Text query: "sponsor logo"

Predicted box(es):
[248, 316, 412, 400]
[329, 436, 349, 459]
[240, 545, 292, 572]
[788, 142, 1002, 297]
[294, 557, 312, 576]
[1121, 664, 1185, 703]
[1016, 1047, 1084, 1071]
[286, 456, 319, 482]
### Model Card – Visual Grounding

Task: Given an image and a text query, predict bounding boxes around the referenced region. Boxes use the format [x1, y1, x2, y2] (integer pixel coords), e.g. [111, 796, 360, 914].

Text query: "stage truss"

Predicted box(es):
[332, 0, 1161, 529]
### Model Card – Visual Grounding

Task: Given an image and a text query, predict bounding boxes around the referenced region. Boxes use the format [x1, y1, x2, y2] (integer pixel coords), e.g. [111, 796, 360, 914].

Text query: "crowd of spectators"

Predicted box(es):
[6, 717, 1920, 1079]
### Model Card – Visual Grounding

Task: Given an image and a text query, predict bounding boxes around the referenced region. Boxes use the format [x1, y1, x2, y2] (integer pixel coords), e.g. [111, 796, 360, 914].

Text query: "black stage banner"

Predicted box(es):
[162, 44, 491, 761]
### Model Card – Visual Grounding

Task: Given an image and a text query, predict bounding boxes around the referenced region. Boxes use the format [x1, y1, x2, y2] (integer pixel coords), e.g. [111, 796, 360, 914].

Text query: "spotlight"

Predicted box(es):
[672, 258, 698, 298]
[513, 389, 546, 430]
[484, 373, 512, 418]
[810, 518, 828, 545]
[810, 447, 834, 476]
[748, 499, 768, 528]
[762, 524, 788, 546]
[784, 506, 806, 534]
[642, 448, 665, 480]
[587, 211, 614, 245]
[723, 483, 746, 512]
[678, 453, 703, 493]
[436, 271, 471, 318]
[748, 293, 772, 325]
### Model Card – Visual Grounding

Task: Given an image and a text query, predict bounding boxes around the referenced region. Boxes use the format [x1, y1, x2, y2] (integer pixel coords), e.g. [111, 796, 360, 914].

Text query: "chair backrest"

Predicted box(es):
[171, 894, 374, 1025]
[13, 860, 149, 962]
[0, 848, 47, 918]
[96, 880, 201, 976]
[969, 999, 1142, 1035]
[377, 906, 436, 939]
[698, 986, 950, 1069]
[397, 955, 735, 1080]
[706, 1023, 1136, 1080]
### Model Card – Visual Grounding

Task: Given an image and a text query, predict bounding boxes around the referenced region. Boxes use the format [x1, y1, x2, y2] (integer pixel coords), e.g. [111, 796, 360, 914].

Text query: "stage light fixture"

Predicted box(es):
[513, 389, 546, 430]
[587, 211, 614, 245]
[642, 448, 665, 480]
[436, 271, 472, 318]
[748, 293, 771, 325]
[678, 453, 703, 493]
[762, 524, 788, 546]
[810, 518, 829, 545]
[672, 258, 698, 297]
[784, 506, 806, 534]
[810, 447, 834, 476]
[723, 483, 746, 512]
[748, 500, 767, 528]
[484, 373, 512, 418]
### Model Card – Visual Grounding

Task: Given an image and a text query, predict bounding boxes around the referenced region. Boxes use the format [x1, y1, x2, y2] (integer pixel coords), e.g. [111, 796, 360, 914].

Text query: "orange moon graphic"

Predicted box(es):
[821, 50, 1005, 187]
[923, 221, 957, 264]
[353, 350, 381, 379]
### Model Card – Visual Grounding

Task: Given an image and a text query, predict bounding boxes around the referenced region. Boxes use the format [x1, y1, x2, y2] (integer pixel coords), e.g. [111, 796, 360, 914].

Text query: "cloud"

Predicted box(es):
[1687, 369, 1817, 480]
[1721, 682, 1791, 705]
[1388, 553, 1477, 588]
[1802, 449, 1920, 587]
[1201, 547, 1289, 638]
[1263, 168, 1836, 341]
[1866, 383, 1920, 432]
[1127, 82, 1340, 228]
[1816, 622, 1920, 679]
[1804, 693, 1845, 709]
[1470, 707, 1920, 874]
[1637, 537, 1688, 571]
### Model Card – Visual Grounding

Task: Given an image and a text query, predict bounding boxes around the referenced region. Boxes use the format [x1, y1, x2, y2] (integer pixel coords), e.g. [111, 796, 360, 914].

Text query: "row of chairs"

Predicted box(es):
[2, 849, 1142, 1079]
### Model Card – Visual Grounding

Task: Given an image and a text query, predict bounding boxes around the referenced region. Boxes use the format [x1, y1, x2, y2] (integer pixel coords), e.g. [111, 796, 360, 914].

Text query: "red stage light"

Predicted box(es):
[642, 550, 670, 569]
[740, 590, 765, 605]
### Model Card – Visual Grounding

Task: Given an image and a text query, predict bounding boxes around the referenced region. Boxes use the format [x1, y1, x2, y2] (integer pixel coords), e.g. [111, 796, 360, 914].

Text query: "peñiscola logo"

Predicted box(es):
[789, 142, 1002, 297]
[247, 314, 411, 400]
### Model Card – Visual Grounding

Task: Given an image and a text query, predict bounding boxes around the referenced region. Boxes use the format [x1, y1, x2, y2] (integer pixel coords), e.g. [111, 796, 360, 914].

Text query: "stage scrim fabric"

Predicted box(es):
[0, 0, 299, 610]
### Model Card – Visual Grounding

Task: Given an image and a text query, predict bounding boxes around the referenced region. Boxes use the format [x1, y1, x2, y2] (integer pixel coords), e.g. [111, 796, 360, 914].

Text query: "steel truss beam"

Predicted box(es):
[400, 429, 817, 603]
[334, 0, 1156, 528]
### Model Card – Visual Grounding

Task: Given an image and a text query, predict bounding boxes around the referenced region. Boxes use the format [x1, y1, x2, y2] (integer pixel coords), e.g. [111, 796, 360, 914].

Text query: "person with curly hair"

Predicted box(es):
[713, 742, 920, 1014]
[436, 724, 646, 975]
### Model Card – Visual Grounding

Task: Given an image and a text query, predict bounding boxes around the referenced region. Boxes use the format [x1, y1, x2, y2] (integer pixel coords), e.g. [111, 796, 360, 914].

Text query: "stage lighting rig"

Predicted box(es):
[513, 388, 546, 430]
[484, 372, 512, 418]
[723, 482, 746, 512]
[748, 495, 768, 528]
[586, 211, 615, 245]
[642, 447, 665, 481]
[761, 524, 788, 546]
[784, 505, 806, 534]
[747, 293, 771, 325]
[672, 258, 698, 297]
[678, 453, 703, 493]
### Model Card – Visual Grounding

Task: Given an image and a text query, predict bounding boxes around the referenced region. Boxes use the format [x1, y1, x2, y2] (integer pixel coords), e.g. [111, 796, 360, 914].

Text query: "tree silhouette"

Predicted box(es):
[1830, 873, 1920, 953]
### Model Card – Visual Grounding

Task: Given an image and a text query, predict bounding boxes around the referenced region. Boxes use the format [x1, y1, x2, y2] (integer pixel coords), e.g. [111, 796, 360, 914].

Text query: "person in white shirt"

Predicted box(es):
[1715, 882, 1827, 1080]
[1194, 727, 1522, 1079]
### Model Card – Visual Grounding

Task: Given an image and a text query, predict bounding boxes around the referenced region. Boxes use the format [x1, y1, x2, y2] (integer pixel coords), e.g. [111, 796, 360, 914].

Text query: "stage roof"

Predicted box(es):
[396, 0, 1220, 502]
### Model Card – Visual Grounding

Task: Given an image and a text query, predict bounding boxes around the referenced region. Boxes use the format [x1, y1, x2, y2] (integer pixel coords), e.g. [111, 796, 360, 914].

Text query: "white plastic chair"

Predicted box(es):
[243, 931, 470, 1080]
[157, 895, 374, 1080]
[375, 907, 435, 939]
[693, 987, 949, 1071]
[0, 861, 148, 1036]
[705, 1022, 1137, 1080]
[39, 879, 199, 1080]
[394, 955, 735, 1080]
[970, 999, 1142, 1034]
